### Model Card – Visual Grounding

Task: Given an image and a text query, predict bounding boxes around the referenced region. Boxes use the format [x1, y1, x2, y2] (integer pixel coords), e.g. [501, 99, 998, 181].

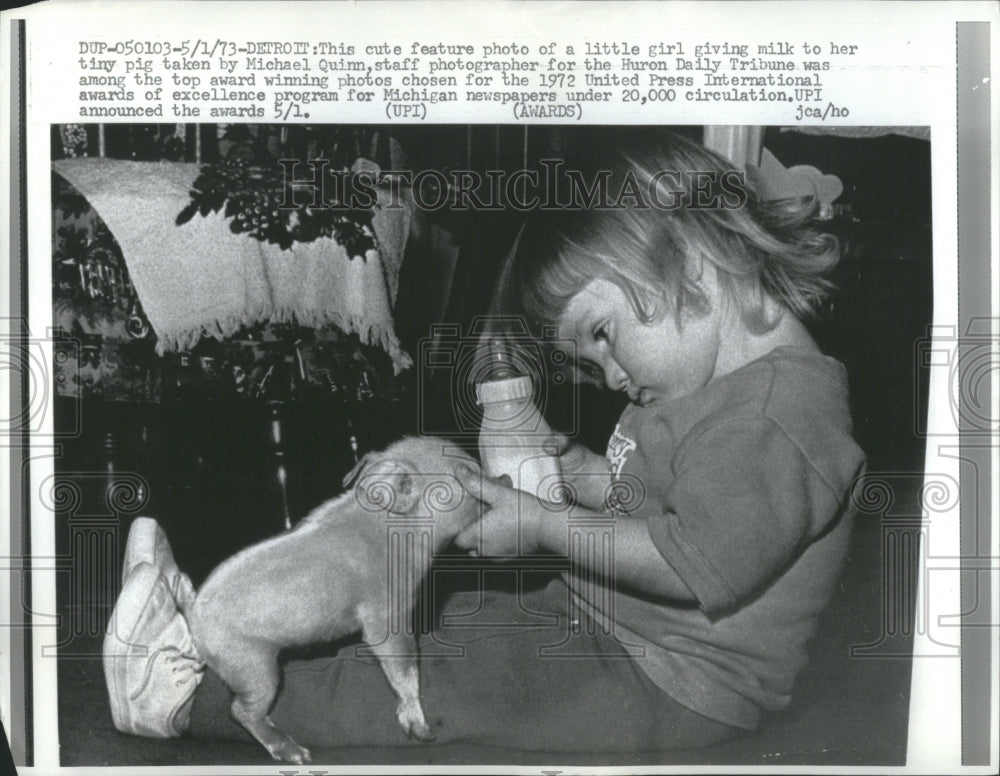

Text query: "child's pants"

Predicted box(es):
[187, 570, 739, 753]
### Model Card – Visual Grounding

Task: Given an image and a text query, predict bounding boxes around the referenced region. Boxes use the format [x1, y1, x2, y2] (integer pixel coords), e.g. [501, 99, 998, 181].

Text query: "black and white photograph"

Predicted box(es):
[44, 121, 932, 767]
[1, 2, 997, 774]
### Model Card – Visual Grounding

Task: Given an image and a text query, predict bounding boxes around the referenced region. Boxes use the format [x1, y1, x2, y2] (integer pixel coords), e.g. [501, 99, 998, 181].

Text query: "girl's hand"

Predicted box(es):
[452, 465, 548, 556]
[546, 433, 609, 476]
[545, 433, 613, 512]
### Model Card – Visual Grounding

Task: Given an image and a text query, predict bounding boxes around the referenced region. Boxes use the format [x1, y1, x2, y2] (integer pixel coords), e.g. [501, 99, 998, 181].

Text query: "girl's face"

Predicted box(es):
[557, 278, 724, 406]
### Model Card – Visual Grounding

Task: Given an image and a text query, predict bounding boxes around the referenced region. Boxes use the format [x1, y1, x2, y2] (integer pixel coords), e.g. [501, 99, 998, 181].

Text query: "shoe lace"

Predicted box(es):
[166, 649, 206, 687]
[130, 646, 204, 699]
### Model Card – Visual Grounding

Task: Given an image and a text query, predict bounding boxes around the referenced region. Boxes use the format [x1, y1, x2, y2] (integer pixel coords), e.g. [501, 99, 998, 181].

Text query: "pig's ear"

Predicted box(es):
[342, 453, 374, 489]
[354, 459, 419, 514]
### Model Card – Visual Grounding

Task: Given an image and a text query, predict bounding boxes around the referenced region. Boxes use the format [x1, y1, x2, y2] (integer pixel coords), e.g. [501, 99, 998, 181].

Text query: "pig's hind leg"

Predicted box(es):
[361, 619, 435, 742]
[213, 639, 312, 764]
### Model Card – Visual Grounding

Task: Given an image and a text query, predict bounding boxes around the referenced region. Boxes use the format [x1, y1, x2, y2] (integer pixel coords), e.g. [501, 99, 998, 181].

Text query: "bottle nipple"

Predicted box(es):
[484, 337, 519, 381]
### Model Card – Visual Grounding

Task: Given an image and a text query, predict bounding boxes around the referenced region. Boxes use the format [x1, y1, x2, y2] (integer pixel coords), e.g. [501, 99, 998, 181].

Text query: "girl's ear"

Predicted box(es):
[672, 255, 718, 324]
[683, 251, 710, 286]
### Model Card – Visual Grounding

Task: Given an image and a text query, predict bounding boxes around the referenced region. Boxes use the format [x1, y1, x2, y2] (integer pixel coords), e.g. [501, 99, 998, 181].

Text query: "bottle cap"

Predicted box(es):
[476, 374, 533, 404]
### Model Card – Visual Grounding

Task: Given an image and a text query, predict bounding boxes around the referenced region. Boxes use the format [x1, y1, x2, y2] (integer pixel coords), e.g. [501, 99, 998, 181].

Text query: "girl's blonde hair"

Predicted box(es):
[496, 130, 841, 339]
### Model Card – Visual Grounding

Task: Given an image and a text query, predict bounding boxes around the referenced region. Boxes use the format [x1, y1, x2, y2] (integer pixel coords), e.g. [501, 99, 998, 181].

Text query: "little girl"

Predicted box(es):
[105, 130, 865, 757]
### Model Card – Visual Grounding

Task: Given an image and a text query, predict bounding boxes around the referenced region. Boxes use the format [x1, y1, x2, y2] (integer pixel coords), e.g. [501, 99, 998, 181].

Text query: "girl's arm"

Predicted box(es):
[454, 467, 698, 604]
[535, 508, 698, 602]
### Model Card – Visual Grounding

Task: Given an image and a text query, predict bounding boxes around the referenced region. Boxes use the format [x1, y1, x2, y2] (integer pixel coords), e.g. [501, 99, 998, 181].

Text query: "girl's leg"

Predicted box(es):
[187, 571, 738, 753]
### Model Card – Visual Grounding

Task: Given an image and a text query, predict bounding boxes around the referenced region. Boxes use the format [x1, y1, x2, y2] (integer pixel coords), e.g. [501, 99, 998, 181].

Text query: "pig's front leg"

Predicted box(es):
[360, 623, 435, 742]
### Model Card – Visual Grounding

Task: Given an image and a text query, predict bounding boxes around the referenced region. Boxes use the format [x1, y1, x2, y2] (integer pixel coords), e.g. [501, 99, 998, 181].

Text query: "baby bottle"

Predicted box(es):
[476, 337, 562, 501]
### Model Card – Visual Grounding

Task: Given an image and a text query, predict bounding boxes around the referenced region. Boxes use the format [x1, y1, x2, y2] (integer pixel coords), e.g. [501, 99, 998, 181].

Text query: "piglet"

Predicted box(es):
[185, 436, 482, 764]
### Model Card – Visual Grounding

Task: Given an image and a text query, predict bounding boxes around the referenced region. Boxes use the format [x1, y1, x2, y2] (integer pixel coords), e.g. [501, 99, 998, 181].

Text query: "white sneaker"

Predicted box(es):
[104, 563, 204, 738]
[123, 518, 196, 611]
